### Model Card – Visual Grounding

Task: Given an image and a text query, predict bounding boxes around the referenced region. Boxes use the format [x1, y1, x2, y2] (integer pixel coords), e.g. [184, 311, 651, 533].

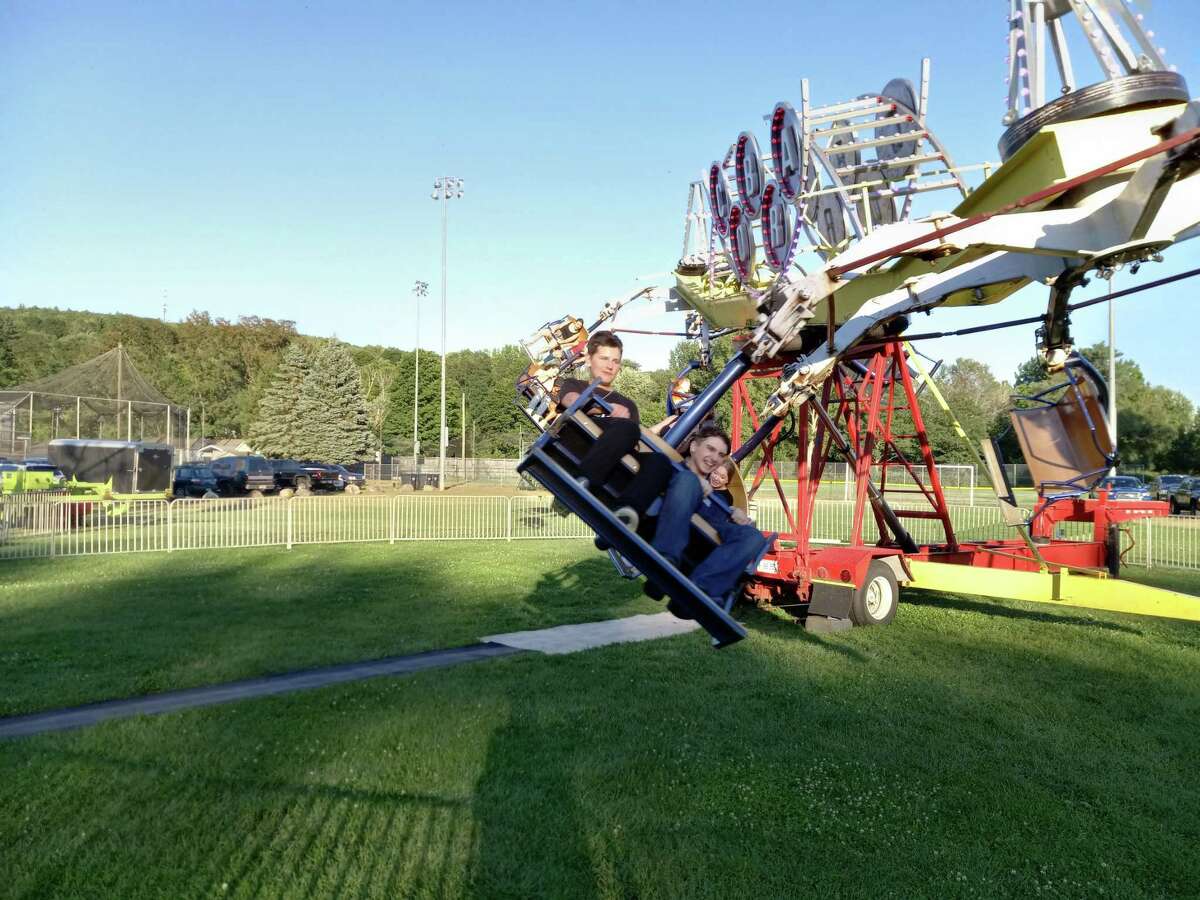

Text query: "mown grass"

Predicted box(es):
[0, 542, 656, 716]
[1, 581, 1198, 898]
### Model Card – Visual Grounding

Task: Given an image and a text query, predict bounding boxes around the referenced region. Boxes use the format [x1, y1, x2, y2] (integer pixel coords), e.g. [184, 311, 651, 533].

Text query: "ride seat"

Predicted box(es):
[1010, 371, 1113, 495]
[553, 409, 723, 546]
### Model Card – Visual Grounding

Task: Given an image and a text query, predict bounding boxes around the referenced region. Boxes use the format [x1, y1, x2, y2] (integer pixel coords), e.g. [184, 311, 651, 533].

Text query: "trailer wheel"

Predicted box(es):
[850, 561, 898, 626]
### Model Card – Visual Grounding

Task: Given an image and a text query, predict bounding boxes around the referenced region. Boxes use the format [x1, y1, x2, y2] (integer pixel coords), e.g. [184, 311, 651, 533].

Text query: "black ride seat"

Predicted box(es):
[519, 384, 772, 648]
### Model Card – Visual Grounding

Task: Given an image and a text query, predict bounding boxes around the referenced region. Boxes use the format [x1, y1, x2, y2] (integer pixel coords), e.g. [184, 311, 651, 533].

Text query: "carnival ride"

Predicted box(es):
[517, 0, 1200, 646]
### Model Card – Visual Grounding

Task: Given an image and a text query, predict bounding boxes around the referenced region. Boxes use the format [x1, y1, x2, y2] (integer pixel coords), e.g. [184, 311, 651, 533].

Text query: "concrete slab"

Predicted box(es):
[483, 612, 701, 655]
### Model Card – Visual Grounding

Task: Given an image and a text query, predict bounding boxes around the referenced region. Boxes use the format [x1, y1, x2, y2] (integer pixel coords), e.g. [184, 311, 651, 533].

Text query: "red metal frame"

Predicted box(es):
[731, 341, 1169, 607]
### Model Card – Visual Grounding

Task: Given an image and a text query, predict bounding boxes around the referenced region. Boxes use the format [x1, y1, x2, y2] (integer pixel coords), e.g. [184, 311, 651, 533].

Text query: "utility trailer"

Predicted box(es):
[49, 438, 172, 496]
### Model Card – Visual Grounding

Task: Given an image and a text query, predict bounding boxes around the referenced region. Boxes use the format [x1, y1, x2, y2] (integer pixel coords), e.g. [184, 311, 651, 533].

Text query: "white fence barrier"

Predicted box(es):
[2, 494, 1199, 573]
[363, 459, 1028, 502]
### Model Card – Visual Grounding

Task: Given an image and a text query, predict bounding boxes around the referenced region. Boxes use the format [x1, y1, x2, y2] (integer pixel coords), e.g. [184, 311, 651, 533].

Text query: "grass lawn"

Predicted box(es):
[0, 542, 656, 717]
[2, 544, 1199, 898]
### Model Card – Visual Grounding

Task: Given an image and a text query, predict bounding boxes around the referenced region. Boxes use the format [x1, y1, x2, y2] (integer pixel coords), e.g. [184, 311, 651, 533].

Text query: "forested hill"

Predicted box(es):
[2, 305, 1197, 467]
[0, 306, 548, 455]
[0, 307, 297, 441]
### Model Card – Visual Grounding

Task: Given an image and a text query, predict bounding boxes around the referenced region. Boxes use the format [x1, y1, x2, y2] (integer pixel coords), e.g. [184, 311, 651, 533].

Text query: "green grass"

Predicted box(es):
[0, 542, 655, 716]
[2, 545, 1199, 897]
[2, 584, 1199, 897]
[1121, 566, 1200, 595]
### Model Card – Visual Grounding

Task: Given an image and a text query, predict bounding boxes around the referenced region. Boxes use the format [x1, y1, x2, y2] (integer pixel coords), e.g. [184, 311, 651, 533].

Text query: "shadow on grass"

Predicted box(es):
[0, 542, 651, 717]
[2, 605, 1199, 897]
[734, 603, 871, 662]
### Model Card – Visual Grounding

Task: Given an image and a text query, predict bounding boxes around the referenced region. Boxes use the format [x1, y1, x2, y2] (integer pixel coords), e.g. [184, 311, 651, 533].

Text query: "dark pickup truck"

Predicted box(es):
[298, 461, 345, 491]
[270, 459, 310, 491]
[1171, 478, 1200, 515]
[209, 455, 276, 496]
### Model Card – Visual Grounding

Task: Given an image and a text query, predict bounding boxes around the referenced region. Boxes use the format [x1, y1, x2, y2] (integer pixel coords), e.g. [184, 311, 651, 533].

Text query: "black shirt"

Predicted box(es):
[557, 377, 639, 424]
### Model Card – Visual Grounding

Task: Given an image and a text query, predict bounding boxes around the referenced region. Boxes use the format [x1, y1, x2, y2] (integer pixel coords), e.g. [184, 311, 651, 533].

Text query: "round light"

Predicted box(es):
[734, 132, 765, 216]
[760, 182, 794, 273]
[726, 204, 756, 281]
[770, 102, 807, 201]
[708, 162, 732, 236]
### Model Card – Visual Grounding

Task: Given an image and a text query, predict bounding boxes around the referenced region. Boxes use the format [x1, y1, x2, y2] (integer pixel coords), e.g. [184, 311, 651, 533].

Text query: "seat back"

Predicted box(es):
[1010, 373, 1113, 494]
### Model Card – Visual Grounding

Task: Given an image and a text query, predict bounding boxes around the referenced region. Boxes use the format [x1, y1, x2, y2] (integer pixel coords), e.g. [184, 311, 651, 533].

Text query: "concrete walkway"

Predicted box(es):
[0, 643, 523, 739]
[483, 611, 700, 654]
[1, 613, 701, 739]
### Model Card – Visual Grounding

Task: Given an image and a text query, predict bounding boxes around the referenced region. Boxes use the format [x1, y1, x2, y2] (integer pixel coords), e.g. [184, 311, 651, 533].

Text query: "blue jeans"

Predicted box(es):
[651, 470, 766, 598]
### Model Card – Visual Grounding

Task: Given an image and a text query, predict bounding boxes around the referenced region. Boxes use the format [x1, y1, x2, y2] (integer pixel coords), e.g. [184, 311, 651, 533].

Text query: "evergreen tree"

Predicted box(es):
[381, 350, 441, 457]
[248, 342, 312, 457]
[0, 314, 18, 386]
[294, 341, 373, 463]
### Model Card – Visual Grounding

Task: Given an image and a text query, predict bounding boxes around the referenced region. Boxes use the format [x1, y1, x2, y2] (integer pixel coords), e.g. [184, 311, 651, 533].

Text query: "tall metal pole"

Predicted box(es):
[1107, 273, 1118, 470]
[440, 188, 448, 491]
[461, 391, 466, 460]
[431, 177, 463, 492]
[412, 281, 428, 467]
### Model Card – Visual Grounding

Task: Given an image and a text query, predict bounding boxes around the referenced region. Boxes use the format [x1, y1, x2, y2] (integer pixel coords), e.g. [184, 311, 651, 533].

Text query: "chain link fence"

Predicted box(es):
[3, 493, 1197, 572]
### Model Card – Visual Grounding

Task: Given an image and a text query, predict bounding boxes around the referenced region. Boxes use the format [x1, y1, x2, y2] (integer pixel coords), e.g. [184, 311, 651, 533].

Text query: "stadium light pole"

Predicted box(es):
[412, 280, 428, 468]
[431, 176, 464, 491]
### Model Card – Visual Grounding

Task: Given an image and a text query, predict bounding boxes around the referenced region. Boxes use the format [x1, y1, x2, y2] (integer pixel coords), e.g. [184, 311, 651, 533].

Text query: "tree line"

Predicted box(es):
[2, 305, 1198, 472]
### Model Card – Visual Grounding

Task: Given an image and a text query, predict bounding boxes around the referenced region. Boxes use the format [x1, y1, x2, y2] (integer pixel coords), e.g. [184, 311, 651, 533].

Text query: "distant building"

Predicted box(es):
[190, 439, 253, 461]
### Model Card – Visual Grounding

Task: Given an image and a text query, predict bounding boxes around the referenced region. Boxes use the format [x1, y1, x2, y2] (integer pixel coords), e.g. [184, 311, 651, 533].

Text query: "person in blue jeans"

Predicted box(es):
[650, 424, 767, 607]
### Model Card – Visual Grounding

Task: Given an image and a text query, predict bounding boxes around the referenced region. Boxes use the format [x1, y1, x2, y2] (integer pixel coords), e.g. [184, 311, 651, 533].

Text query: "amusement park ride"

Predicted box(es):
[517, 0, 1200, 647]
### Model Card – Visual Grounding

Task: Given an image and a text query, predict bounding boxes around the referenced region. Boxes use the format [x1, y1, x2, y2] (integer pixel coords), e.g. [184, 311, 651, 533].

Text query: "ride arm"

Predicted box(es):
[744, 103, 1200, 417]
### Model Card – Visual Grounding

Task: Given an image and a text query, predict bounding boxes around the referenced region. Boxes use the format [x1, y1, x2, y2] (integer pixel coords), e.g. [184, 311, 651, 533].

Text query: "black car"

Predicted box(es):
[172, 464, 219, 497]
[209, 455, 276, 495]
[333, 465, 366, 489]
[1170, 478, 1200, 515]
[1154, 474, 1186, 502]
[298, 461, 345, 491]
[270, 459, 310, 491]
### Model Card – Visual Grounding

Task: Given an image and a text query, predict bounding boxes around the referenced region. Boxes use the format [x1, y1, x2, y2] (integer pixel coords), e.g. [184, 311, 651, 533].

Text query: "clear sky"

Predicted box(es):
[3, 1, 1199, 403]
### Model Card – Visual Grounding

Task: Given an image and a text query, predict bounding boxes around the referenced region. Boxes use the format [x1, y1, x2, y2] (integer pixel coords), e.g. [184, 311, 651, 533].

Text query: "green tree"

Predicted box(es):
[294, 341, 374, 464]
[381, 350, 442, 458]
[1163, 414, 1200, 473]
[0, 314, 18, 386]
[922, 358, 1012, 464]
[248, 342, 313, 457]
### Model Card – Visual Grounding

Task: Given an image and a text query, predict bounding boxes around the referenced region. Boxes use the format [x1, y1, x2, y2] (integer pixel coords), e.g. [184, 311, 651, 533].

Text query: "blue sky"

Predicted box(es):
[3, 0, 1199, 402]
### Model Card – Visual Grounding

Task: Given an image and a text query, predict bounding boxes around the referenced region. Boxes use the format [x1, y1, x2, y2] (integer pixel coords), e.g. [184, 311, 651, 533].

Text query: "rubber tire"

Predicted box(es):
[999, 72, 1190, 161]
[850, 561, 899, 627]
[1170, 498, 1178, 515]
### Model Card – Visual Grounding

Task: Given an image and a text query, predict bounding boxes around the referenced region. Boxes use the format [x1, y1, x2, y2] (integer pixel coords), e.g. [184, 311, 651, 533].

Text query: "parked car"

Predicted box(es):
[1093, 475, 1151, 501]
[172, 464, 219, 497]
[333, 465, 366, 490]
[1170, 478, 1200, 515]
[298, 461, 345, 491]
[209, 455, 276, 496]
[1154, 474, 1187, 502]
[270, 459, 309, 491]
